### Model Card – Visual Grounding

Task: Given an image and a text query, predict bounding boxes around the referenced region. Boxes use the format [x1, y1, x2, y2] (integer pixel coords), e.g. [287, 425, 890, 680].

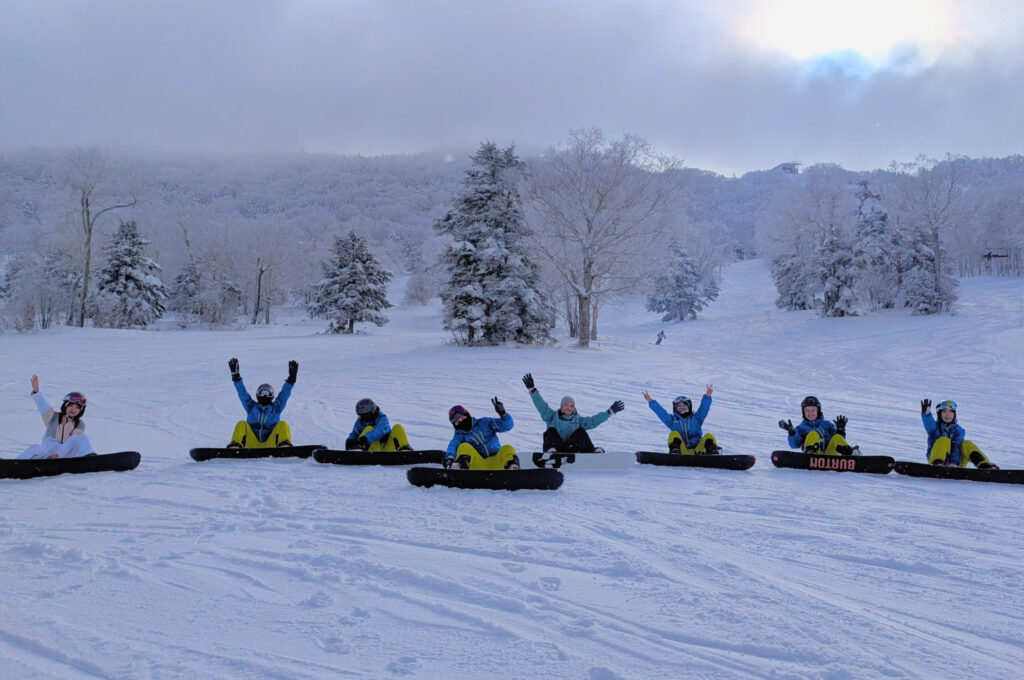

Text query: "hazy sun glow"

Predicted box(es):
[737, 0, 959, 70]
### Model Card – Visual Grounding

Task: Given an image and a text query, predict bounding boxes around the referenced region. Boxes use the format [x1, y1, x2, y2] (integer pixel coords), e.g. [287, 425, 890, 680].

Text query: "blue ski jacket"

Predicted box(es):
[234, 379, 293, 442]
[348, 412, 391, 444]
[446, 413, 514, 459]
[922, 412, 966, 465]
[649, 395, 711, 450]
[789, 417, 837, 449]
[529, 390, 610, 440]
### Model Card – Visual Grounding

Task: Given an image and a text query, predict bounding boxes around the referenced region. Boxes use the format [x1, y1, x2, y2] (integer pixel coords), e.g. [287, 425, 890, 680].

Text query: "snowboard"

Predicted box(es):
[894, 461, 1024, 485]
[313, 449, 446, 466]
[635, 451, 756, 470]
[406, 466, 564, 490]
[0, 451, 141, 480]
[770, 450, 894, 474]
[189, 444, 324, 461]
[530, 450, 636, 470]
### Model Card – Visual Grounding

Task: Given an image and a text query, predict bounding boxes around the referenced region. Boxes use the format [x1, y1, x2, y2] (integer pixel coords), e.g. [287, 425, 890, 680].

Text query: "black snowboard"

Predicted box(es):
[189, 444, 324, 461]
[313, 449, 446, 466]
[770, 450, 894, 474]
[894, 461, 1024, 485]
[0, 451, 141, 480]
[636, 451, 756, 470]
[406, 466, 564, 490]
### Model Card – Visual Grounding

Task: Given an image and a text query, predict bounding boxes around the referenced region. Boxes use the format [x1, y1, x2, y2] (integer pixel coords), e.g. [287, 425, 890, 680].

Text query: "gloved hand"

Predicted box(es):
[834, 415, 848, 436]
[344, 438, 359, 451]
[920, 398, 931, 414]
[228, 358, 241, 381]
[287, 360, 298, 384]
[357, 435, 370, 451]
[492, 396, 506, 416]
[522, 373, 535, 391]
[607, 400, 625, 414]
[443, 456, 454, 469]
[778, 419, 795, 435]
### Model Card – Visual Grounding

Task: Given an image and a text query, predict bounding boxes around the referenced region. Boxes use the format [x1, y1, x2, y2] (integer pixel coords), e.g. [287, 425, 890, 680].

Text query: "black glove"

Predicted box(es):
[287, 360, 298, 384]
[522, 373, 535, 391]
[344, 438, 359, 451]
[778, 419, 795, 435]
[835, 415, 848, 436]
[492, 396, 506, 416]
[443, 457, 454, 469]
[608, 400, 625, 414]
[920, 398, 931, 414]
[356, 435, 370, 451]
[228, 357, 241, 381]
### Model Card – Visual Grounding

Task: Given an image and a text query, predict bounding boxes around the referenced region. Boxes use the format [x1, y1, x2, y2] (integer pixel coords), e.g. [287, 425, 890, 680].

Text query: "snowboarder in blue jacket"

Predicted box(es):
[522, 373, 624, 454]
[778, 396, 857, 455]
[444, 398, 518, 470]
[643, 385, 720, 454]
[345, 398, 412, 452]
[921, 398, 997, 468]
[227, 358, 297, 448]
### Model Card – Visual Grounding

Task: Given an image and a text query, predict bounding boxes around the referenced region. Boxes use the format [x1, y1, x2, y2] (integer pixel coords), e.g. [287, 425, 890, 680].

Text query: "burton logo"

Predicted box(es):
[809, 456, 856, 471]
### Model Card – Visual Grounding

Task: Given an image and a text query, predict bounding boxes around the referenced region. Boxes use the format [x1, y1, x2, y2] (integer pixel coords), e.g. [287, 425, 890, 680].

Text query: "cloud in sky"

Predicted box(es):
[1, 0, 1022, 174]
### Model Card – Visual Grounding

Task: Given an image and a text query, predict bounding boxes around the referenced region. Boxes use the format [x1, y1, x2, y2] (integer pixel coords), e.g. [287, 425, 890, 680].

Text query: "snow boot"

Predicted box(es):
[978, 462, 1000, 470]
[703, 442, 722, 455]
[505, 455, 521, 470]
[668, 444, 682, 454]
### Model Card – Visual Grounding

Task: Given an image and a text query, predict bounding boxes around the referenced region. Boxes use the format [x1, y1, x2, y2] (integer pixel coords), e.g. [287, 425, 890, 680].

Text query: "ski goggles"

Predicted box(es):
[448, 406, 469, 425]
[937, 400, 957, 412]
[63, 392, 87, 406]
[256, 384, 275, 399]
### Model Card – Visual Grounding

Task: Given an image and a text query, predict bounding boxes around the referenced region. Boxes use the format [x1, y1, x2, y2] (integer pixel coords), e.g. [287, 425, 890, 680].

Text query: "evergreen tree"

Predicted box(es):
[308, 231, 392, 334]
[852, 181, 902, 309]
[897, 230, 957, 315]
[169, 257, 243, 326]
[435, 142, 551, 345]
[771, 248, 817, 311]
[646, 243, 720, 321]
[93, 221, 167, 328]
[818, 225, 859, 317]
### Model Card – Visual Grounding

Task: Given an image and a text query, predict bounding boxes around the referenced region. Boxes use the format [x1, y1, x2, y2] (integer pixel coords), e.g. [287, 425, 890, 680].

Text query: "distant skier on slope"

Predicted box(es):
[642, 384, 720, 454]
[345, 398, 413, 452]
[17, 375, 94, 459]
[921, 398, 997, 468]
[522, 373, 624, 454]
[778, 396, 858, 455]
[227, 358, 297, 448]
[443, 399, 518, 470]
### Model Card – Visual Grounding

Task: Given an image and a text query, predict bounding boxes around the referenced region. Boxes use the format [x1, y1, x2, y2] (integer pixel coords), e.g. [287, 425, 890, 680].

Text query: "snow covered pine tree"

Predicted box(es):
[92, 220, 167, 329]
[308, 231, 393, 334]
[646, 242, 720, 321]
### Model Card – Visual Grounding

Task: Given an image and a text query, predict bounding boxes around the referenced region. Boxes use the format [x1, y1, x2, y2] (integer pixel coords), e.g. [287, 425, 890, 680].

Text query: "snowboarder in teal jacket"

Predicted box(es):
[522, 373, 624, 454]
[643, 385, 720, 454]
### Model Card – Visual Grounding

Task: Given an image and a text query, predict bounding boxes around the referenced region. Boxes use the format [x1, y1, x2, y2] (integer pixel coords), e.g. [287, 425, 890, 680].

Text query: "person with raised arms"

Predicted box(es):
[444, 398, 518, 470]
[778, 396, 858, 455]
[18, 375, 94, 459]
[227, 358, 297, 448]
[642, 385, 720, 454]
[921, 398, 997, 468]
[522, 373, 624, 455]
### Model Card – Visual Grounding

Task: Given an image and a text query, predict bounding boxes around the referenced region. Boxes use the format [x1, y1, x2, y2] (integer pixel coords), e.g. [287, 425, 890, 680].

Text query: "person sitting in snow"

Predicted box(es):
[444, 398, 518, 470]
[345, 398, 412, 452]
[522, 373, 624, 456]
[17, 375, 95, 459]
[642, 385, 720, 454]
[778, 396, 857, 455]
[227, 357, 297, 448]
[921, 398, 997, 468]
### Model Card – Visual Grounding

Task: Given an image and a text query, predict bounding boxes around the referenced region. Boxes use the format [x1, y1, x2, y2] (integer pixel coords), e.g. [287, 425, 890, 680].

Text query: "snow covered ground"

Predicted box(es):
[1, 260, 1022, 679]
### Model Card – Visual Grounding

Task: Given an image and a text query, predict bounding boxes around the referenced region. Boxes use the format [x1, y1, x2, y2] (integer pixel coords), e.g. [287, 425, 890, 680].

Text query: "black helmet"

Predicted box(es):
[800, 395, 822, 419]
[356, 398, 379, 421]
[672, 395, 692, 415]
[256, 383, 275, 406]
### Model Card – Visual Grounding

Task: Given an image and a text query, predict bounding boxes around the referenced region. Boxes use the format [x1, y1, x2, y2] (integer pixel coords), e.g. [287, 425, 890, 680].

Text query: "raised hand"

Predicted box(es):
[920, 398, 931, 414]
[706, 384, 713, 396]
[834, 415, 848, 435]
[228, 358, 241, 381]
[778, 419, 795, 435]
[642, 390, 652, 403]
[30, 375, 40, 394]
[287, 360, 299, 384]
[492, 396, 506, 416]
[522, 373, 535, 390]
[608, 400, 625, 414]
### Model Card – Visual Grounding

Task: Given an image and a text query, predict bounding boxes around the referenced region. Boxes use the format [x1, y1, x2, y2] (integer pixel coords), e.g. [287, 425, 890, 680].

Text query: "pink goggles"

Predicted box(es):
[63, 392, 87, 406]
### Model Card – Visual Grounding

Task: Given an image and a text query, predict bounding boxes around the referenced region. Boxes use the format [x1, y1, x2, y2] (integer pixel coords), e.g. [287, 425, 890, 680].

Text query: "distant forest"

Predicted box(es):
[1, 143, 1021, 334]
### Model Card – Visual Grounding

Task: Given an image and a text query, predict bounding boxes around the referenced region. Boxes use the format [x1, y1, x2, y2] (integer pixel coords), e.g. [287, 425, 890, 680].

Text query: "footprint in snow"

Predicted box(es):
[386, 656, 418, 675]
[539, 576, 561, 592]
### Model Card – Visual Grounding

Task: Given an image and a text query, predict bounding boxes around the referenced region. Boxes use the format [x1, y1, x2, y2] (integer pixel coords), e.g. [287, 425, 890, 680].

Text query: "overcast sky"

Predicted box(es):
[2, 0, 1022, 175]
